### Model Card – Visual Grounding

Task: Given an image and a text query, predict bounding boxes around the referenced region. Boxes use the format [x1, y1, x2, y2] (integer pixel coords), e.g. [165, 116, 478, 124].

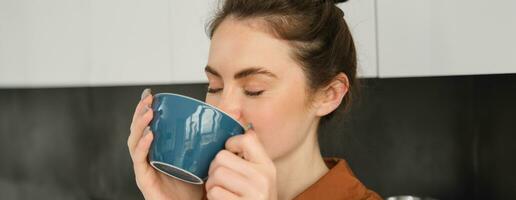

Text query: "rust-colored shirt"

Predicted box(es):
[292, 158, 381, 200]
[202, 158, 381, 200]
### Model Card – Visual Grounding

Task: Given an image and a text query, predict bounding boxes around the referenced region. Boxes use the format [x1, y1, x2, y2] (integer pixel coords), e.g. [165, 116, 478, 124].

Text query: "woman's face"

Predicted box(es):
[205, 17, 319, 161]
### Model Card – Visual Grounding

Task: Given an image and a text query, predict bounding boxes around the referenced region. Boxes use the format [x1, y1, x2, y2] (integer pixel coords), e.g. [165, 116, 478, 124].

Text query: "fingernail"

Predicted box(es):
[143, 126, 151, 137]
[140, 88, 152, 100]
[141, 106, 149, 115]
[245, 123, 254, 131]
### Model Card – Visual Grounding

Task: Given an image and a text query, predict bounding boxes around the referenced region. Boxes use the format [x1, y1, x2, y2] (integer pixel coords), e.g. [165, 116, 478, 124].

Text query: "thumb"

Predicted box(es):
[225, 129, 270, 164]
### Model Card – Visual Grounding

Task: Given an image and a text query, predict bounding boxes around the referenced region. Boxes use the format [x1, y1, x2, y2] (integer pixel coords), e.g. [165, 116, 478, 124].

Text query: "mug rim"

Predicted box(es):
[150, 161, 204, 185]
[154, 93, 245, 129]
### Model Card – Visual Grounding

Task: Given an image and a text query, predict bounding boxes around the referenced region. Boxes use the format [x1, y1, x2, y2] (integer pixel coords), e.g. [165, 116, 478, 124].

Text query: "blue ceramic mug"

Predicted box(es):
[148, 93, 245, 184]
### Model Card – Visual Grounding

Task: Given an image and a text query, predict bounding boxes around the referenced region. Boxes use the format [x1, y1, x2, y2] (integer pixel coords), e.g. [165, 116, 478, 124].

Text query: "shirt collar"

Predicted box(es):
[292, 158, 374, 200]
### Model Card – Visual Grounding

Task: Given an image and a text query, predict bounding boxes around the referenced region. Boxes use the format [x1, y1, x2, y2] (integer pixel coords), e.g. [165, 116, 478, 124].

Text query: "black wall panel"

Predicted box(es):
[0, 74, 515, 199]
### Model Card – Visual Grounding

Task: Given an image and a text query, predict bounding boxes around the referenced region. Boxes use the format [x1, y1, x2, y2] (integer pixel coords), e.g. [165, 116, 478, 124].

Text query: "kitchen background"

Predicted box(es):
[1, 0, 515, 199]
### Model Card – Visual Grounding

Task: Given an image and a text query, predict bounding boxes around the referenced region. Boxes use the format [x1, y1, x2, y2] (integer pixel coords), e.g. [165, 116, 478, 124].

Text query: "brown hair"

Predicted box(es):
[207, 0, 358, 123]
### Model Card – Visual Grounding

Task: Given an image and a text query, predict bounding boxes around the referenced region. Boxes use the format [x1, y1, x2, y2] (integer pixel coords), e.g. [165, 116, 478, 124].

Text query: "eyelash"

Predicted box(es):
[207, 88, 264, 97]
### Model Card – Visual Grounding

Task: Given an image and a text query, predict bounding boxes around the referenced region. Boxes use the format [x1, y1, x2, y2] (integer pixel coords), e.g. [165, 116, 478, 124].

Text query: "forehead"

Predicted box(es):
[207, 17, 301, 76]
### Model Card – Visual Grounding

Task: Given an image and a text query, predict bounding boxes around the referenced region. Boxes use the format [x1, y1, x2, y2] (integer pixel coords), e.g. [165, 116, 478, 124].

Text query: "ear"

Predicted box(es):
[313, 73, 350, 117]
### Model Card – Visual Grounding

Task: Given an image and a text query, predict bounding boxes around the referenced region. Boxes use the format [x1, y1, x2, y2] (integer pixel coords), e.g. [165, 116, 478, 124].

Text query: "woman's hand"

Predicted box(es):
[128, 89, 202, 200]
[205, 130, 278, 200]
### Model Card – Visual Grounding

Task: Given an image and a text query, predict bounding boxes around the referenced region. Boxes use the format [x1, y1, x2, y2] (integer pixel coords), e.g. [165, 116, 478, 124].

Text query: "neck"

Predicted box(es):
[273, 122, 329, 200]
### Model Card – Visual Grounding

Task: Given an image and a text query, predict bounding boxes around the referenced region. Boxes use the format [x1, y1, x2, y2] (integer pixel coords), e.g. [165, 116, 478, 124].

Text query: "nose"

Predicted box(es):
[215, 90, 243, 124]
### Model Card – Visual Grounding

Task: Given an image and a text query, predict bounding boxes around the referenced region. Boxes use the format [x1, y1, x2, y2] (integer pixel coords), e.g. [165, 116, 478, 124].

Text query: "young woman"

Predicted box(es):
[128, 0, 381, 199]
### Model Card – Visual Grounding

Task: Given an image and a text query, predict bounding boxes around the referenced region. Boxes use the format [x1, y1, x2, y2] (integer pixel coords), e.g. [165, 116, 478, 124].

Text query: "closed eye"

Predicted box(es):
[207, 87, 222, 93]
[244, 90, 264, 96]
[206, 87, 264, 97]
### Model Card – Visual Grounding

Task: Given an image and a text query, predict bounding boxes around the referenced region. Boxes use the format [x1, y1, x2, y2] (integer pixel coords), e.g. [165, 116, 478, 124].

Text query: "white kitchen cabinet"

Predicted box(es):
[89, 0, 215, 86]
[168, 0, 216, 83]
[0, 0, 174, 87]
[339, 0, 378, 78]
[88, 0, 173, 86]
[8, 0, 514, 88]
[0, 0, 89, 88]
[0, 0, 377, 88]
[377, 0, 516, 78]
[0, 0, 216, 87]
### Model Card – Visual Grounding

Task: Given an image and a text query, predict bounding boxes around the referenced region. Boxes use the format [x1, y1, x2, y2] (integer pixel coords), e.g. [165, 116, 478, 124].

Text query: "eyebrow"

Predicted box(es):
[205, 65, 278, 79]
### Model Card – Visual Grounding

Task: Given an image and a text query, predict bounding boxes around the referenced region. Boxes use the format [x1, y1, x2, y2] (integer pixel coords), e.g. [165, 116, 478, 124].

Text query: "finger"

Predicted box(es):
[130, 103, 153, 135]
[132, 129, 154, 176]
[128, 108, 153, 152]
[205, 166, 251, 197]
[225, 130, 270, 164]
[206, 186, 239, 200]
[131, 97, 153, 126]
[131, 90, 153, 126]
[208, 150, 260, 179]
[128, 88, 153, 151]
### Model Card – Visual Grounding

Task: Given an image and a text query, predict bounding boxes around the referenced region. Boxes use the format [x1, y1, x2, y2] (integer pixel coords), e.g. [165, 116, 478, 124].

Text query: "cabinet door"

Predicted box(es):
[377, 0, 516, 78]
[0, 0, 89, 88]
[339, 0, 378, 78]
[168, 0, 216, 83]
[89, 0, 172, 86]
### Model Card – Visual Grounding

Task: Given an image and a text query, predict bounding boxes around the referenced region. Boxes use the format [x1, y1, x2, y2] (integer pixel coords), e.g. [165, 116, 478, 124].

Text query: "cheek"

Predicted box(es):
[205, 95, 216, 106]
[242, 90, 314, 160]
